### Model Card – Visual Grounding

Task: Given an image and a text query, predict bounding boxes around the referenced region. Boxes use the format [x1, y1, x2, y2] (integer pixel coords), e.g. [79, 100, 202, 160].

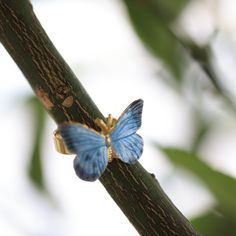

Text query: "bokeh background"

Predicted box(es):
[1, 0, 236, 235]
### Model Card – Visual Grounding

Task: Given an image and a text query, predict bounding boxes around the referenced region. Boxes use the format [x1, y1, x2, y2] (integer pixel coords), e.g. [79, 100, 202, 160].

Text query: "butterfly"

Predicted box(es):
[57, 99, 144, 181]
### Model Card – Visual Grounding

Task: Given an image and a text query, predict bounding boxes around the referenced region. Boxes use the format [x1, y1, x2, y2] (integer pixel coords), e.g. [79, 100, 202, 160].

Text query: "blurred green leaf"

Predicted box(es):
[123, 0, 187, 81]
[191, 120, 210, 153]
[186, 42, 224, 94]
[145, 0, 189, 23]
[26, 96, 46, 191]
[191, 109, 212, 153]
[191, 210, 236, 236]
[185, 41, 236, 111]
[160, 147, 236, 220]
[122, 0, 236, 111]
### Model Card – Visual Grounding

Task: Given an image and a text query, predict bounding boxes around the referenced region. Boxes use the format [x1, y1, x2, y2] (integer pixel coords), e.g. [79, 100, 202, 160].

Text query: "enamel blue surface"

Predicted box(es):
[111, 99, 143, 139]
[110, 99, 143, 163]
[59, 99, 144, 181]
[111, 133, 143, 164]
[73, 145, 108, 181]
[59, 125, 108, 181]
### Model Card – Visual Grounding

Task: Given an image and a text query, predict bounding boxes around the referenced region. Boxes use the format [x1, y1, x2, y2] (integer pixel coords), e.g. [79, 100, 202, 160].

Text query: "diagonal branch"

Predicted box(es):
[0, 1, 198, 235]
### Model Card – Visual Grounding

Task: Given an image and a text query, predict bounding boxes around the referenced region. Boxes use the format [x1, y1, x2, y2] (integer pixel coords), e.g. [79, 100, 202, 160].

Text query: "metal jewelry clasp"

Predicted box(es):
[53, 130, 71, 155]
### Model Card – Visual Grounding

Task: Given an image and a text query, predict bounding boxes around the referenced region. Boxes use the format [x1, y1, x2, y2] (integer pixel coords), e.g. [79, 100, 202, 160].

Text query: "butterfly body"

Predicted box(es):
[58, 99, 144, 181]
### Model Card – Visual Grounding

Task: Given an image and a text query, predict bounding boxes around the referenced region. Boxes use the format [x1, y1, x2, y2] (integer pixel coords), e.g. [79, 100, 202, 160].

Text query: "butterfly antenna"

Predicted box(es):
[107, 114, 113, 129]
[107, 114, 117, 129]
[95, 115, 117, 135]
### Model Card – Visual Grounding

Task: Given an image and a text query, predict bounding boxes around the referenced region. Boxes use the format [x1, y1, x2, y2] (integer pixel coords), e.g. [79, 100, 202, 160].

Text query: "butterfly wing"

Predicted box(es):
[58, 124, 108, 181]
[111, 133, 143, 164]
[110, 99, 144, 164]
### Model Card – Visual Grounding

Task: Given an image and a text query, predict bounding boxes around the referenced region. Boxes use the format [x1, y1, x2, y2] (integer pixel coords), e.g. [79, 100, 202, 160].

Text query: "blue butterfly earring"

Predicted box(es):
[54, 99, 144, 181]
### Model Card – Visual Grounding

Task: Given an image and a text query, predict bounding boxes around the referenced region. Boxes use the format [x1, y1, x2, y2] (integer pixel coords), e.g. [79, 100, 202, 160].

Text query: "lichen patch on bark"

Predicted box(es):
[62, 95, 74, 108]
[35, 86, 54, 110]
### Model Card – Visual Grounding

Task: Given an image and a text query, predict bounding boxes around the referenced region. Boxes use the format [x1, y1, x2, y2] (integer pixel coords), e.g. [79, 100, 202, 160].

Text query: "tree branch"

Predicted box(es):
[0, 1, 198, 235]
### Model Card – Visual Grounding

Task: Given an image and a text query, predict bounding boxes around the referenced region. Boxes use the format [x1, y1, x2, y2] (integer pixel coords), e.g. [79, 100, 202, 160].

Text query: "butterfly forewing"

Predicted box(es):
[111, 99, 143, 139]
[59, 124, 108, 181]
[110, 99, 144, 163]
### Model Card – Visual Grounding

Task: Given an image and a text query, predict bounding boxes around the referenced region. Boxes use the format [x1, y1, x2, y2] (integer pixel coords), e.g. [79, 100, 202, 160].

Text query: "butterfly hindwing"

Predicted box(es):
[58, 124, 108, 181]
[73, 146, 108, 181]
[110, 99, 143, 163]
